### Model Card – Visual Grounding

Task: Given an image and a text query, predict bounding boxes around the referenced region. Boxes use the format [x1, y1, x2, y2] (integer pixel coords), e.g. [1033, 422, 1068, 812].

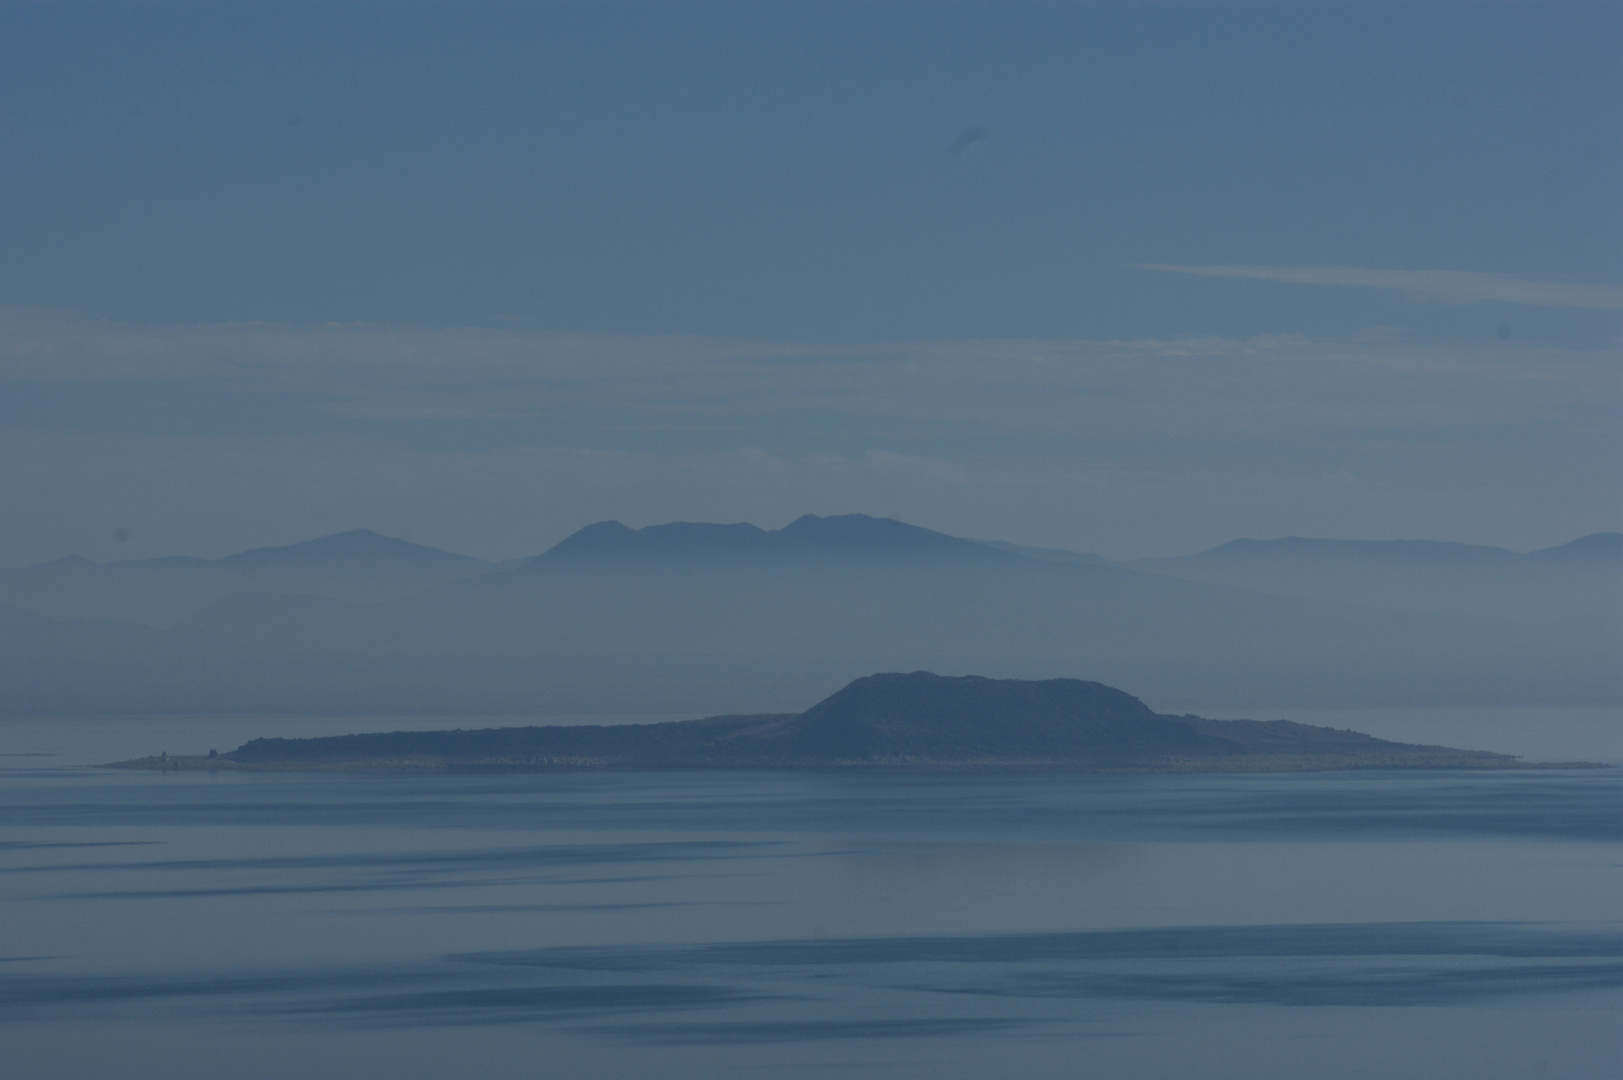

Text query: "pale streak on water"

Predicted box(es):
[0, 712, 1619, 1079]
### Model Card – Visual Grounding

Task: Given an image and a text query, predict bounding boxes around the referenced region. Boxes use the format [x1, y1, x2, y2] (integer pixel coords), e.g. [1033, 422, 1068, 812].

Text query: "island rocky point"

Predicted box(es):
[108, 672, 1602, 773]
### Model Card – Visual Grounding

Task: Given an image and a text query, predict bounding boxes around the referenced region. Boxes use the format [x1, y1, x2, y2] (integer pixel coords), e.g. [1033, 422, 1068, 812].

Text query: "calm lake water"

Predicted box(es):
[2, 712, 1619, 1079]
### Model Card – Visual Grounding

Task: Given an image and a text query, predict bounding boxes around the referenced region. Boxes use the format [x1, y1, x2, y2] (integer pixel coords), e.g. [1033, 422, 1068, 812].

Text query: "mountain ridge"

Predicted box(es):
[3, 516, 1617, 715]
[11, 521, 1615, 576]
[533, 514, 1011, 564]
[0, 528, 501, 625]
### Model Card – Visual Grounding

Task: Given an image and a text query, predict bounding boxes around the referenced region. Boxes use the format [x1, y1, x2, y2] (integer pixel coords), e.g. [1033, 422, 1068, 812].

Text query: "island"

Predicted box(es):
[103, 672, 1604, 774]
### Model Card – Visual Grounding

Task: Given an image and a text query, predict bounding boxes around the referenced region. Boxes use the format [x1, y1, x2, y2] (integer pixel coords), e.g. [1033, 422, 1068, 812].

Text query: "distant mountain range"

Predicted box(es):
[1125, 533, 1622, 619]
[110, 672, 1562, 773]
[0, 529, 506, 625]
[2, 516, 1618, 716]
[542, 514, 1006, 564]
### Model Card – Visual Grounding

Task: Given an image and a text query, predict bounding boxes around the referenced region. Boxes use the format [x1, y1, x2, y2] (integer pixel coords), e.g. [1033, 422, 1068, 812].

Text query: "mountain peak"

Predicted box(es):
[540, 520, 779, 560]
[1526, 532, 1623, 562]
[223, 529, 484, 568]
[777, 514, 998, 557]
[537, 514, 1010, 563]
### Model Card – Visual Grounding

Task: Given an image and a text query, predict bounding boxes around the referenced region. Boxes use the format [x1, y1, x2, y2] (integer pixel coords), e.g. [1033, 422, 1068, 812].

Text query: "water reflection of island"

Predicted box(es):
[106, 672, 1604, 774]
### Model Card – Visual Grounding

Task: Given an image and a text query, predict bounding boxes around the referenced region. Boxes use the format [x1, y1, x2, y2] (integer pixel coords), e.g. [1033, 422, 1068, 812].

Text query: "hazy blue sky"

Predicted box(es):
[1, 1, 1618, 563]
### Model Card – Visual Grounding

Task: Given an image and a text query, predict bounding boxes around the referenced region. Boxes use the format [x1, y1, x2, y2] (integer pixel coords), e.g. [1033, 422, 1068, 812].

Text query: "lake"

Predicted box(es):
[2, 712, 1619, 1079]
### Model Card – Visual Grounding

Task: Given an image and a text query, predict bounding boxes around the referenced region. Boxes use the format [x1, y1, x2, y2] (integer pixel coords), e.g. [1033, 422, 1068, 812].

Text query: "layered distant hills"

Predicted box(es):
[1126, 533, 1623, 621]
[110, 672, 1557, 774]
[0, 529, 508, 625]
[3, 516, 1619, 716]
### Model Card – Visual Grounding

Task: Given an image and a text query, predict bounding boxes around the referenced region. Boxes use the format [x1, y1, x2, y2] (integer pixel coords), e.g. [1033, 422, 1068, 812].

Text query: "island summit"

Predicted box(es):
[105, 672, 1599, 773]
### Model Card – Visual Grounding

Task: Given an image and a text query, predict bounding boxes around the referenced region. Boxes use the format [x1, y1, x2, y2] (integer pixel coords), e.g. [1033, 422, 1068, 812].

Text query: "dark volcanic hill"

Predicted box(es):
[109, 672, 1576, 774]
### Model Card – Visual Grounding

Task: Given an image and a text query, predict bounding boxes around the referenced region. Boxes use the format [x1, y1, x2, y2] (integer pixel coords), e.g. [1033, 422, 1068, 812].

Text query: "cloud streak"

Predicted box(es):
[1140, 265, 1623, 310]
[0, 308, 1617, 564]
[2, 308, 1612, 437]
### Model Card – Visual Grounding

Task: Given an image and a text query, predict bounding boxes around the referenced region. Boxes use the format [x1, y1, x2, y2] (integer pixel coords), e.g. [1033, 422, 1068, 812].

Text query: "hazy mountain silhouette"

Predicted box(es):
[1128, 533, 1623, 620]
[2, 516, 1617, 717]
[223, 529, 488, 572]
[537, 514, 1009, 563]
[0, 529, 499, 625]
[0, 602, 161, 658]
[1526, 532, 1623, 564]
[117, 672, 1549, 773]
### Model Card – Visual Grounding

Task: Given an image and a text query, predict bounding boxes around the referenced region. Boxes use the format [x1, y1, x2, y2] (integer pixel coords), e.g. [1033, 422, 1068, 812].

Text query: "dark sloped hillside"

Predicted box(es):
[756, 672, 1235, 762]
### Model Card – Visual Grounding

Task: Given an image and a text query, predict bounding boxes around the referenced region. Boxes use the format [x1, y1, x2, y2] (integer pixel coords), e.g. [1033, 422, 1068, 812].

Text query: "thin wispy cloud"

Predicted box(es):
[1140, 265, 1623, 310]
[2, 308, 1610, 437]
[0, 306, 1617, 563]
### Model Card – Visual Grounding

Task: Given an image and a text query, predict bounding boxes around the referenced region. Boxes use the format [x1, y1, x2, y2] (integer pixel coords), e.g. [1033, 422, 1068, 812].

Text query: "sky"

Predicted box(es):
[0, 1, 1618, 564]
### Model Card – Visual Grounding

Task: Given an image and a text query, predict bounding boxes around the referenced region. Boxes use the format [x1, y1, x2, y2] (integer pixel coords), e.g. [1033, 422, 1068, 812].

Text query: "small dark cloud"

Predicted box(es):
[1496, 323, 1514, 340]
[112, 527, 131, 543]
[946, 126, 988, 156]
